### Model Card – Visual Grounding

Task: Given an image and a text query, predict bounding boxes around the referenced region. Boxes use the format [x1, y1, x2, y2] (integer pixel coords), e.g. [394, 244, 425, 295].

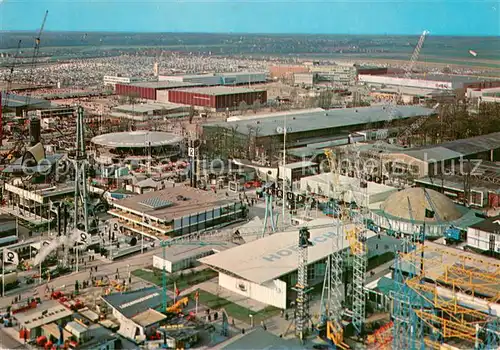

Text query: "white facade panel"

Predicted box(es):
[156, 90, 170, 103]
[467, 228, 500, 252]
[158, 75, 184, 82]
[184, 75, 221, 86]
[221, 73, 267, 85]
[294, 73, 314, 86]
[218, 272, 287, 309]
[359, 75, 453, 90]
[153, 255, 172, 273]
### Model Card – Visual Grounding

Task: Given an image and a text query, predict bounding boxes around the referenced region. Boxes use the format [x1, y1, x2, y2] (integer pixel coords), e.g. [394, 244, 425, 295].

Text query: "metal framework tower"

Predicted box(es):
[73, 106, 90, 234]
[320, 148, 348, 348]
[65, 106, 89, 268]
[344, 173, 369, 338]
[262, 184, 277, 237]
[320, 221, 347, 348]
[393, 242, 500, 349]
[294, 227, 313, 342]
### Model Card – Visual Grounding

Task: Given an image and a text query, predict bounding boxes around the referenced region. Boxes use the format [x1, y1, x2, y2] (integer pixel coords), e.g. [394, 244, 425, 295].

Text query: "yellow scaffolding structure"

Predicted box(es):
[397, 242, 499, 347]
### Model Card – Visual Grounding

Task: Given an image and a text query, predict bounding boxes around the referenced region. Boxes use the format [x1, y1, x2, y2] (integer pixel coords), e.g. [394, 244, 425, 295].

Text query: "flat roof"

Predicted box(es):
[219, 71, 267, 77]
[303, 172, 398, 196]
[14, 300, 73, 329]
[127, 81, 202, 89]
[113, 102, 185, 114]
[199, 218, 376, 284]
[402, 132, 500, 161]
[131, 309, 167, 327]
[1, 92, 51, 109]
[156, 242, 236, 263]
[91, 131, 183, 148]
[469, 215, 500, 234]
[205, 106, 435, 137]
[112, 186, 237, 221]
[415, 175, 500, 192]
[411, 73, 500, 85]
[173, 86, 266, 96]
[101, 286, 165, 319]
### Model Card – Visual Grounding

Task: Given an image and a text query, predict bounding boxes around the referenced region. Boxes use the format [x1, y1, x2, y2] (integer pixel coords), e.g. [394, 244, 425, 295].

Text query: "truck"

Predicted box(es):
[443, 225, 465, 244]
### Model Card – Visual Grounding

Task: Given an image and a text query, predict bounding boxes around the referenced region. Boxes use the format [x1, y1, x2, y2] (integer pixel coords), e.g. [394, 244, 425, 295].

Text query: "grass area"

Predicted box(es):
[131, 268, 218, 290]
[197, 290, 281, 326]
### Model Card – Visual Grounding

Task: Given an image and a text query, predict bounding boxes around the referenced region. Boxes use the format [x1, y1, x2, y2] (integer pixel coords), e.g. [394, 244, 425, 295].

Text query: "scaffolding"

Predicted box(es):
[346, 211, 368, 337]
[319, 148, 348, 348]
[391, 242, 500, 349]
[320, 222, 348, 348]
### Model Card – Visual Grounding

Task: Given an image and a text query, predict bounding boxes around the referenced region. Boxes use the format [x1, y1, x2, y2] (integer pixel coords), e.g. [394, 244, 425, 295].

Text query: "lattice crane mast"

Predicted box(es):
[369, 30, 429, 151]
[294, 227, 313, 343]
[24, 10, 48, 108]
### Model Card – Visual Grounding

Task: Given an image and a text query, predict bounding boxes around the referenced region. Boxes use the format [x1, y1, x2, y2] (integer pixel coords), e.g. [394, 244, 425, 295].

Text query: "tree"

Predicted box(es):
[318, 90, 334, 109]
[252, 99, 261, 114]
[188, 105, 196, 124]
[238, 101, 248, 115]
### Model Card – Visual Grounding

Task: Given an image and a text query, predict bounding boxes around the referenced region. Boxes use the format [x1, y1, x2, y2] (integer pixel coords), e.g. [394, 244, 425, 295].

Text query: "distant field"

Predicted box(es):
[1, 32, 497, 70]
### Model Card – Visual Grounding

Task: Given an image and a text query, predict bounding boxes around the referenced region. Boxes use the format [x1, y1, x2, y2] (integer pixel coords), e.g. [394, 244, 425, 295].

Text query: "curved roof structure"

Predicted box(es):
[91, 131, 183, 148]
[381, 187, 463, 223]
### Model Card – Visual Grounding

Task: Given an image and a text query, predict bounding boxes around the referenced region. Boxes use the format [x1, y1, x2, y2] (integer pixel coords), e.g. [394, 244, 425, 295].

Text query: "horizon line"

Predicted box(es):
[0, 30, 498, 38]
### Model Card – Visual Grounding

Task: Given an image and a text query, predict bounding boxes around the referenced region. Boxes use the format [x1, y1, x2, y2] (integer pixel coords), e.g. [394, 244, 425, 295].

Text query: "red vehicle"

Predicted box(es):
[51, 291, 64, 300]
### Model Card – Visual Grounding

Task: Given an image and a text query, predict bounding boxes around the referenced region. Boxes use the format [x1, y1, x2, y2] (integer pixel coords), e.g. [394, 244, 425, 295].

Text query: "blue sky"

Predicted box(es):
[0, 0, 498, 36]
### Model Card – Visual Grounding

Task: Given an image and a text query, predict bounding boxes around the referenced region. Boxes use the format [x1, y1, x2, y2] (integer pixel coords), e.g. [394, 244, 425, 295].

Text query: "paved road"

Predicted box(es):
[0, 246, 162, 309]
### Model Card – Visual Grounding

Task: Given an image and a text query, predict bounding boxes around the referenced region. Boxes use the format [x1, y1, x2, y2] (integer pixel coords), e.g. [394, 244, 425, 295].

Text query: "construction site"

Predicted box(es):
[0, 10, 499, 350]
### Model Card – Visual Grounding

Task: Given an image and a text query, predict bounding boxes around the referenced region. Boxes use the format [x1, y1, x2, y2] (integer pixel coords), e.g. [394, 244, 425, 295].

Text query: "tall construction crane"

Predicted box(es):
[370, 30, 429, 150]
[0, 40, 23, 153]
[24, 10, 48, 107]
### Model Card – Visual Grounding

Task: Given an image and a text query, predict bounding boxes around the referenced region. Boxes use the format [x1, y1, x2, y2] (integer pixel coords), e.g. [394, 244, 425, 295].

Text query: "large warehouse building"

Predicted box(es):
[203, 105, 435, 161]
[115, 81, 201, 100]
[199, 218, 402, 309]
[168, 86, 267, 111]
[359, 73, 500, 91]
[379, 131, 500, 181]
[159, 72, 268, 86]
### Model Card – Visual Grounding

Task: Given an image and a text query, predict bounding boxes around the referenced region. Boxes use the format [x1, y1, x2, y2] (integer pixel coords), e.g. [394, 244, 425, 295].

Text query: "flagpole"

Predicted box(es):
[195, 293, 198, 315]
[76, 240, 79, 273]
[174, 282, 177, 303]
[2, 249, 5, 297]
